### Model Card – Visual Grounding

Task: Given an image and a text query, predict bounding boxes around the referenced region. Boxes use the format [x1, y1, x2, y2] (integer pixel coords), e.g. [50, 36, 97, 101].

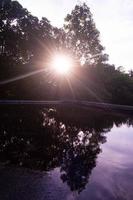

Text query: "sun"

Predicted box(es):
[51, 54, 72, 75]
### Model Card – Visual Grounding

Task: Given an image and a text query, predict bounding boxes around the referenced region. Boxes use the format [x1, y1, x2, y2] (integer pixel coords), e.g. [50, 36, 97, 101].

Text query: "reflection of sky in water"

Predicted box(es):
[0, 106, 133, 200]
[99, 125, 133, 168]
[40, 124, 133, 200]
[78, 124, 133, 200]
[1, 124, 132, 200]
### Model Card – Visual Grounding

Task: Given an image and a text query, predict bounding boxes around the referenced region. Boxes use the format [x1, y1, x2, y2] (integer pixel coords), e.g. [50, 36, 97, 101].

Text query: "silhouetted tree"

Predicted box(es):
[64, 3, 108, 65]
[0, 1, 133, 105]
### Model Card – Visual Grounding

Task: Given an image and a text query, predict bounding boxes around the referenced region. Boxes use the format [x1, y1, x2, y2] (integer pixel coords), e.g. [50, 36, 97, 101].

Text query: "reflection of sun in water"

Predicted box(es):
[51, 54, 72, 75]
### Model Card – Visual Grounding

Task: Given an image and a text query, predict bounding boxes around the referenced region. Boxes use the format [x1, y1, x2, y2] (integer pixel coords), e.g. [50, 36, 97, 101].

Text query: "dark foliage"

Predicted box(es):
[0, 0, 133, 105]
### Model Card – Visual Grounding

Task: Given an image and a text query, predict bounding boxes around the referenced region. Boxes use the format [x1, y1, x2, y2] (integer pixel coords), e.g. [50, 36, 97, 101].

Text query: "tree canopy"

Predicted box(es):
[64, 3, 108, 65]
[0, 0, 133, 105]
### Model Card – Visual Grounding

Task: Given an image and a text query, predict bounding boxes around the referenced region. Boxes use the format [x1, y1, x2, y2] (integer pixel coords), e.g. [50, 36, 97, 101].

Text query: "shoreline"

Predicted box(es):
[0, 100, 133, 112]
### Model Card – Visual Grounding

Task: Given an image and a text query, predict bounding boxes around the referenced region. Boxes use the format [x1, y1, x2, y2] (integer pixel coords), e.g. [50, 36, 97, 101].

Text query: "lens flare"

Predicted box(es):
[51, 54, 72, 75]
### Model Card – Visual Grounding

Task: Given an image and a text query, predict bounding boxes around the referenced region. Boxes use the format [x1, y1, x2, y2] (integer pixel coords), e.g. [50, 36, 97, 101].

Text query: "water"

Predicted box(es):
[0, 105, 133, 200]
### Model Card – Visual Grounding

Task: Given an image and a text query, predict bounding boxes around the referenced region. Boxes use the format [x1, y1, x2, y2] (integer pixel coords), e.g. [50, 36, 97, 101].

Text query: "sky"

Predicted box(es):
[19, 0, 133, 71]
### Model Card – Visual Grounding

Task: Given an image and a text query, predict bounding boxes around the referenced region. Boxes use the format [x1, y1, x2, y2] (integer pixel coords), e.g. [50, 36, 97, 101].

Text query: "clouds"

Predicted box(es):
[19, 0, 133, 70]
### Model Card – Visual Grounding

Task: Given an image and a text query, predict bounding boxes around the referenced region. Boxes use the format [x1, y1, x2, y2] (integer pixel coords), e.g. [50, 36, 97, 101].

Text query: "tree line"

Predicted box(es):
[0, 0, 133, 105]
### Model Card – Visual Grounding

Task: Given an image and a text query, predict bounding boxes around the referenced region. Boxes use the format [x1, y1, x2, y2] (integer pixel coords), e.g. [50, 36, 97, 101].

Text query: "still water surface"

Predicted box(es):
[0, 105, 133, 200]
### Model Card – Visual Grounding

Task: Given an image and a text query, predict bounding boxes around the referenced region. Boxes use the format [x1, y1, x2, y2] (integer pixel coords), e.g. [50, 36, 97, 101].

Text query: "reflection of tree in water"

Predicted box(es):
[0, 105, 133, 193]
[60, 129, 103, 193]
[42, 111, 106, 192]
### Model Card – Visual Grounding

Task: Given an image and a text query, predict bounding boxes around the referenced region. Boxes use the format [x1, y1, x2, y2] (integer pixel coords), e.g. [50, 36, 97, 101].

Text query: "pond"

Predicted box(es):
[0, 105, 133, 200]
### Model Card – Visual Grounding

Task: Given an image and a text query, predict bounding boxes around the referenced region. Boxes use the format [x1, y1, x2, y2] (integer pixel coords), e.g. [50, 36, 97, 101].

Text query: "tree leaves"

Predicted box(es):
[0, 1, 133, 105]
[63, 3, 107, 65]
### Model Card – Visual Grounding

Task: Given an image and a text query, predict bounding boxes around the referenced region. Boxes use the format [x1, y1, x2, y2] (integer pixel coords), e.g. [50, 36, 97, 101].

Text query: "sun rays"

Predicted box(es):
[51, 54, 73, 75]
